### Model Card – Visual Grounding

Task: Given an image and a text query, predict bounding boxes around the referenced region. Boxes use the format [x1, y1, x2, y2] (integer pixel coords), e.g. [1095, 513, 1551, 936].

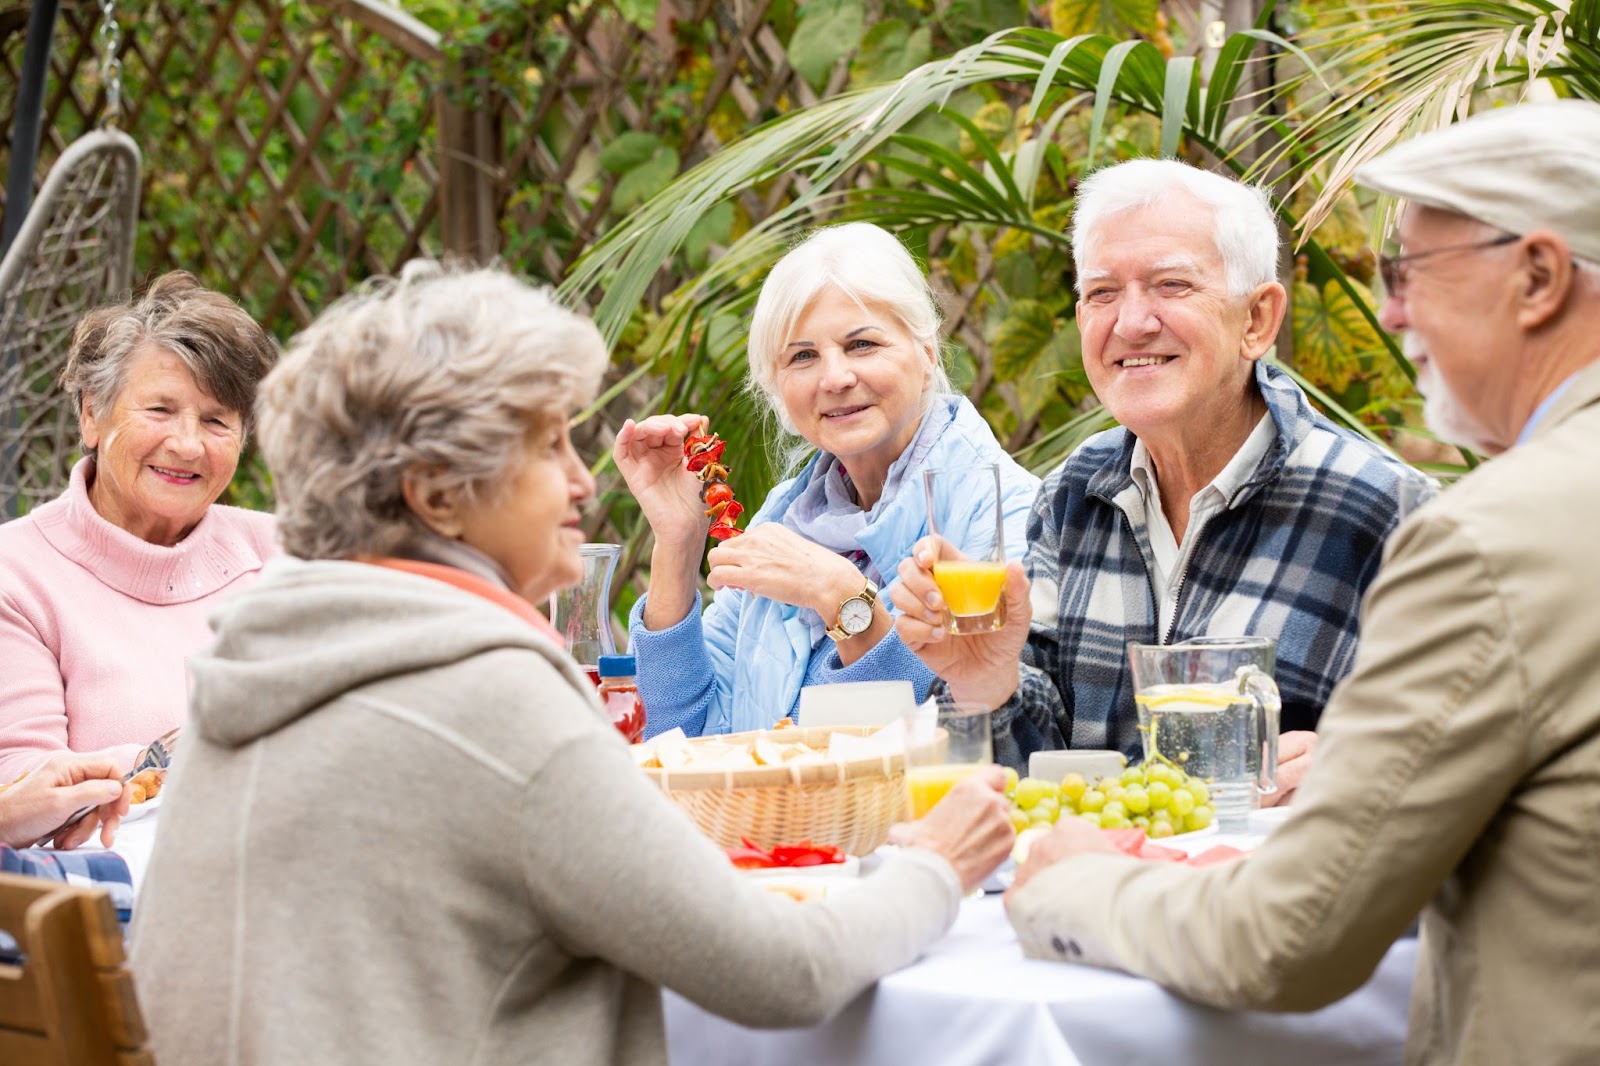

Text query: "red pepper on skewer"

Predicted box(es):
[683, 429, 744, 540]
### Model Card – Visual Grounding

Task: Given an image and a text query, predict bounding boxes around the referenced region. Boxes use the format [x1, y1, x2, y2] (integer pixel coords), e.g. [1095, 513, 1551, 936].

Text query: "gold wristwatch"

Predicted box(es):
[825, 578, 879, 641]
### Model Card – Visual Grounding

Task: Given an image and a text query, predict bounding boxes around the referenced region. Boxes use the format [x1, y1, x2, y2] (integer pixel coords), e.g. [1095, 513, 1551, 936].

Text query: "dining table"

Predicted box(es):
[99, 806, 1414, 1066]
[664, 812, 1417, 1066]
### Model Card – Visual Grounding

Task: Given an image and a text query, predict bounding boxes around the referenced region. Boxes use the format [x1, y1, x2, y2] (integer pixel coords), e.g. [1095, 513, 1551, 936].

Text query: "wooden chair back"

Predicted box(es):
[0, 872, 153, 1065]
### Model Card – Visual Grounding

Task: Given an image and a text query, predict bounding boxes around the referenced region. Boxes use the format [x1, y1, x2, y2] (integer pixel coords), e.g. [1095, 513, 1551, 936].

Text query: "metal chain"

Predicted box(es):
[98, 0, 122, 128]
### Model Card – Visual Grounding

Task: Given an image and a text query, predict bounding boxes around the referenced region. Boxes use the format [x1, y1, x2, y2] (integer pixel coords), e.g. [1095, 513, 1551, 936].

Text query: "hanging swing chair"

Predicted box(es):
[0, 0, 140, 518]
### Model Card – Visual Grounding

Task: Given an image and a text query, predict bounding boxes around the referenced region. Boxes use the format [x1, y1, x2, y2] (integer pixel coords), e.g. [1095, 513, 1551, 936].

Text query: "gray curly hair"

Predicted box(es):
[257, 262, 607, 560]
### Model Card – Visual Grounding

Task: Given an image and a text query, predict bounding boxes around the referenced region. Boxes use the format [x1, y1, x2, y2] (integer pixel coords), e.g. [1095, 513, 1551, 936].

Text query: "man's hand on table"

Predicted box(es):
[891, 537, 1032, 709]
[889, 767, 1016, 895]
[1003, 818, 1118, 907]
[0, 752, 132, 850]
[1262, 730, 1317, 809]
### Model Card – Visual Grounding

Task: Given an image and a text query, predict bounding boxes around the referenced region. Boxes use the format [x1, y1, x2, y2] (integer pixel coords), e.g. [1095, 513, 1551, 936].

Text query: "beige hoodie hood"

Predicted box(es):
[190, 556, 585, 750]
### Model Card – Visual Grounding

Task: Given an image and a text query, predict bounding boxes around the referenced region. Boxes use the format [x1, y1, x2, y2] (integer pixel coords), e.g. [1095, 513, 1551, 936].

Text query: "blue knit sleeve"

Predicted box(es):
[807, 625, 937, 702]
[626, 586, 721, 738]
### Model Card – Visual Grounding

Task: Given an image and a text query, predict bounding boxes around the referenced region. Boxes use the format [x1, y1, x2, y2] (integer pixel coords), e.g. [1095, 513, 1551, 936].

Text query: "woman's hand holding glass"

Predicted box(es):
[888, 766, 1015, 895]
[891, 539, 1033, 709]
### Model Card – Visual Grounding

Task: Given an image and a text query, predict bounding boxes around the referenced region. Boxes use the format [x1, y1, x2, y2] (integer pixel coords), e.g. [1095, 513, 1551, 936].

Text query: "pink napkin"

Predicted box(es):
[1102, 828, 1246, 868]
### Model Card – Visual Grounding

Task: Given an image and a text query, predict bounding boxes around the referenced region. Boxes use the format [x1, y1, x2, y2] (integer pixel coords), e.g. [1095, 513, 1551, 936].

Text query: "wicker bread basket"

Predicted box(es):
[641, 724, 943, 857]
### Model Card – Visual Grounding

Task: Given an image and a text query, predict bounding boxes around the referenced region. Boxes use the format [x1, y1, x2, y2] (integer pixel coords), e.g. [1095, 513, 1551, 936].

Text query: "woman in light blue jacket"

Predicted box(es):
[614, 223, 1038, 737]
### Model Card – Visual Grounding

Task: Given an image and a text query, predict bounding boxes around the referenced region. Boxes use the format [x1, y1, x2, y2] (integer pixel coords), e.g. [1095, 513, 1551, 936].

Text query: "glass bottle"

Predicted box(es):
[597, 654, 647, 743]
[549, 543, 621, 687]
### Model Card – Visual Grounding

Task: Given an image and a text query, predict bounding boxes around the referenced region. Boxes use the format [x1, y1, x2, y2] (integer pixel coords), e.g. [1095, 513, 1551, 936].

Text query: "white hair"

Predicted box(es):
[746, 223, 951, 465]
[1071, 159, 1281, 298]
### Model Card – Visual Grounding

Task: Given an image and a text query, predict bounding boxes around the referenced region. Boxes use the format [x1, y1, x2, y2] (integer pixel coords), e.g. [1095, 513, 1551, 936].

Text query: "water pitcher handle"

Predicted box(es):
[1240, 667, 1281, 797]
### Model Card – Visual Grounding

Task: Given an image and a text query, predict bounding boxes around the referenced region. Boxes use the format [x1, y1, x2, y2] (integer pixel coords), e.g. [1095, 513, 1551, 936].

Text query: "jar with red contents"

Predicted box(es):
[596, 654, 647, 743]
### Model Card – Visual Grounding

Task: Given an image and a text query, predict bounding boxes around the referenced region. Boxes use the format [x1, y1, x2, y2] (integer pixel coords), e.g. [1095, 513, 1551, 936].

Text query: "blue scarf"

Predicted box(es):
[777, 398, 957, 643]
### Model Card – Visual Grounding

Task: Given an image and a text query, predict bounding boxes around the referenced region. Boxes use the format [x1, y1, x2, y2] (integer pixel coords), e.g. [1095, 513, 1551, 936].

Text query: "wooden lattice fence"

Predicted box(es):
[3, 0, 447, 337]
[1, 0, 936, 326]
[1, 0, 1013, 518]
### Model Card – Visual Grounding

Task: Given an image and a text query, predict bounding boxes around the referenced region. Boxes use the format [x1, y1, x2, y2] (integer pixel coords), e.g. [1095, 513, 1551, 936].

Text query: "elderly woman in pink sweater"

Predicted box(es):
[0, 272, 278, 782]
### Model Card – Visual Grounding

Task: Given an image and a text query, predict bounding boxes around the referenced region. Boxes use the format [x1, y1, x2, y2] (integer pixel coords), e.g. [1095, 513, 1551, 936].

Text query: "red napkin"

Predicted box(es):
[1102, 828, 1246, 868]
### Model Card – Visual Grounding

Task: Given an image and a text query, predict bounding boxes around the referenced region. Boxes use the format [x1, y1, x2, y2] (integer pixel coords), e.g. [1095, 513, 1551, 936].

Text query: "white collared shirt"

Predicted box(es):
[1130, 412, 1276, 635]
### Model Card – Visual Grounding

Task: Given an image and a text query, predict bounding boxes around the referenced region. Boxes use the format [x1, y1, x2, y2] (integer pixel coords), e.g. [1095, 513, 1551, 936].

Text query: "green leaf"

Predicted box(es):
[1087, 39, 1148, 168]
[613, 0, 658, 32]
[683, 201, 736, 270]
[941, 0, 1031, 40]
[611, 145, 681, 213]
[1050, 0, 1161, 37]
[789, 0, 867, 90]
[599, 131, 663, 175]
[994, 248, 1040, 299]
[851, 20, 932, 88]
[991, 298, 1058, 379]
[1292, 183, 1368, 258]
[1292, 277, 1386, 394]
[1159, 55, 1196, 158]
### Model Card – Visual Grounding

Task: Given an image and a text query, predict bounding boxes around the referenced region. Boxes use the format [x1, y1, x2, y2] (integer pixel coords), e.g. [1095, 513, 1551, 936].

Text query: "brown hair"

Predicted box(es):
[60, 271, 278, 451]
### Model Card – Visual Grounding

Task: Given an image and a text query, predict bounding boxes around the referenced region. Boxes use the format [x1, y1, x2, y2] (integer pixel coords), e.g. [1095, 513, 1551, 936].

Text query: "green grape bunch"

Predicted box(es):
[1005, 755, 1217, 838]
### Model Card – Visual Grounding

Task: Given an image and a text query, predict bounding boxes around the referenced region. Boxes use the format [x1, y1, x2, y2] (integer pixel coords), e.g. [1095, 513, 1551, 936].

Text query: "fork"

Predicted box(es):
[31, 736, 174, 847]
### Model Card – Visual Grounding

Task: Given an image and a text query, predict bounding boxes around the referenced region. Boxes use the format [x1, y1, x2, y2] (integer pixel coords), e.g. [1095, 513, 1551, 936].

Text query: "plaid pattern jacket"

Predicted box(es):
[991, 361, 1434, 770]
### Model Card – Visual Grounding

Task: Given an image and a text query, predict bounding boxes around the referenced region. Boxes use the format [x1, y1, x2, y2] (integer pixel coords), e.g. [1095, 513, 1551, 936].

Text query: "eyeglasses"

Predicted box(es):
[1378, 233, 1520, 297]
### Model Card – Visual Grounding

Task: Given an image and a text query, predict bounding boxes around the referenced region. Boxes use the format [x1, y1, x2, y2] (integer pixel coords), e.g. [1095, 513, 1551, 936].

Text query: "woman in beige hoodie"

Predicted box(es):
[131, 262, 1014, 1066]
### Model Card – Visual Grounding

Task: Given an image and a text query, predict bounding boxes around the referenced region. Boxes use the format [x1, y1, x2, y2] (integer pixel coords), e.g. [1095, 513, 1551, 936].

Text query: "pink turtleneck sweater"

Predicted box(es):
[0, 458, 278, 779]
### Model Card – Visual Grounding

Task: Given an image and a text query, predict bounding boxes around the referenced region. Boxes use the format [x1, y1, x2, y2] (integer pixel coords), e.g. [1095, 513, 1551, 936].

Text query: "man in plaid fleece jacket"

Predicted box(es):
[987, 358, 1426, 767]
[892, 158, 1430, 774]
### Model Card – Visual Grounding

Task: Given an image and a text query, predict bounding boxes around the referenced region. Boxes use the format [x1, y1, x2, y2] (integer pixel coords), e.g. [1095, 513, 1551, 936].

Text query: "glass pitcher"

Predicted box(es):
[549, 543, 621, 686]
[1126, 636, 1281, 832]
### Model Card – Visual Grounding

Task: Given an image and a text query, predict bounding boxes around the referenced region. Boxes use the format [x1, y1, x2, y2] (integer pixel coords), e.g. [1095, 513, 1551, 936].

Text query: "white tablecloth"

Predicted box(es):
[82, 807, 161, 886]
[667, 896, 1415, 1066]
[97, 810, 1413, 1066]
[667, 819, 1414, 1066]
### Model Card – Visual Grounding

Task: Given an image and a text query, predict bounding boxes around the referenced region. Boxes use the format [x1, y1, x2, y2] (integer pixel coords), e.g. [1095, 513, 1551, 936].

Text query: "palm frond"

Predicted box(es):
[1012, 403, 1118, 474]
[1272, 1, 1600, 236]
[561, 24, 1300, 346]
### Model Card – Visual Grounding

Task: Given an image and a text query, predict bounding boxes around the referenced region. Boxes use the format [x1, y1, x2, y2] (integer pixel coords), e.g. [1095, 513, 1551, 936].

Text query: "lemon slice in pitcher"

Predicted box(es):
[1134, 688, 1240, 710]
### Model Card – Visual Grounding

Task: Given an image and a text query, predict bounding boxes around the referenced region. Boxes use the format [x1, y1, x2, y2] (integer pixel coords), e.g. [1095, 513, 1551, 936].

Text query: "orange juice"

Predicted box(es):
[933, 560, 1006, 617]
[907, 763, 985, 818]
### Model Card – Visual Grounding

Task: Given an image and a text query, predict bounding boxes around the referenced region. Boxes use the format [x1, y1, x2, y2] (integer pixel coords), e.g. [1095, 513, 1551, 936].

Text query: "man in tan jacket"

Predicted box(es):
[1004, 99, 1600, 1065]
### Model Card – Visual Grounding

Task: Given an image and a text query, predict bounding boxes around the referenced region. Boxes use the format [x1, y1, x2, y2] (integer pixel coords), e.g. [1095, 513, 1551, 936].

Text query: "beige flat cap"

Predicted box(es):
[1355, 99, 1600, 262]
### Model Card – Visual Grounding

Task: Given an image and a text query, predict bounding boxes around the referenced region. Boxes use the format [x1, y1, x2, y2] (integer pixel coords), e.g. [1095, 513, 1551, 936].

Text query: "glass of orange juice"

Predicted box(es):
[921, 463, 1006, 634]
[905, 699, 995, 819]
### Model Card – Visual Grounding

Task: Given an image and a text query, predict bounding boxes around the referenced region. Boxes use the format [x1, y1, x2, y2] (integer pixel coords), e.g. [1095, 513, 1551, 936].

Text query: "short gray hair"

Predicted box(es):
[1071, 159, 1280, 298]
[61, 271, 278, 451]
[746, 222, 951, 466]
[257, 262, 607, 560]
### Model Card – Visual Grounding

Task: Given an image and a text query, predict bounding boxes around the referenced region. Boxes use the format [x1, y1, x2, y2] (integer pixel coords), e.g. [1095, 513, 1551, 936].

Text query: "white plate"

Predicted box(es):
[119, 792, 162, 824]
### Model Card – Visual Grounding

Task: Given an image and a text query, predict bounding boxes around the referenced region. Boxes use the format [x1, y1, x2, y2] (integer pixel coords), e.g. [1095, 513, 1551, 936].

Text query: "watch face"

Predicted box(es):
[840, 597, 873, 634]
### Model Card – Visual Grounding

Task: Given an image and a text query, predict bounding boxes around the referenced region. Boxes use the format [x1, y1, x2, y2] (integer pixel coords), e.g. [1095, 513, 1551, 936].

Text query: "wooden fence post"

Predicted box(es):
[436, 53, 501, 264]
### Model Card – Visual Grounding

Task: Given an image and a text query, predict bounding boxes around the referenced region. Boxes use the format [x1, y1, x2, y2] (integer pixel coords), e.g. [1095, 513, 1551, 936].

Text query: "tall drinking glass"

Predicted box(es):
[1127, 636, 1281, 832]
[922, 462, 1006, 635]
[905, 698, 995, 819]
